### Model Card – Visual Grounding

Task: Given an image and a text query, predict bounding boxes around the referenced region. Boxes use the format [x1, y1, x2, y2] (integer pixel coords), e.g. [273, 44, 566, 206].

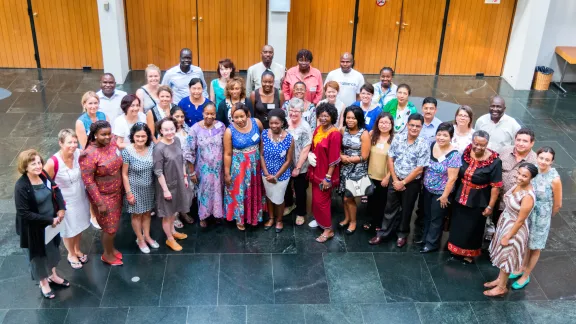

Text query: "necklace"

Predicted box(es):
[271, 130, 283, 143]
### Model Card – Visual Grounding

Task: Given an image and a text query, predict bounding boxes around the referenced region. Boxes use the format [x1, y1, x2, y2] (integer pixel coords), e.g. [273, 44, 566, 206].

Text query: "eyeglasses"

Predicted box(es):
[379, 121, 392, 126]
[457, 114, 470, 118]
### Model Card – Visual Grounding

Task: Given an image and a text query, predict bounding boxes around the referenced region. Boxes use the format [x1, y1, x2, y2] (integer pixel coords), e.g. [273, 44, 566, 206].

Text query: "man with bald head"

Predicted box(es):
[324, 52, 365, 106]
[246, 45, 286, 94]
[474, 96, 521, 153]
[162, 48, 208, 104]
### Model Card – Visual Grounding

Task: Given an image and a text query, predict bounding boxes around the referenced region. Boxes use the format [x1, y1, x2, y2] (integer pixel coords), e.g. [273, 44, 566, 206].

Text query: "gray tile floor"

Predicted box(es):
[0, 68, 575, 324]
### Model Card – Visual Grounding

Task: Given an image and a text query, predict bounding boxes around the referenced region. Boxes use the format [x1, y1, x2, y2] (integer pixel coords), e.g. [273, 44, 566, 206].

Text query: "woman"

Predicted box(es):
[337, 106, 370, 234]
[153, 117, 191, 251]
[121, 123, 158, 254]
[136, 64, 161, 114]
[372, 67, 397, 107]
[421, 122, 461, 253]
[217, 77, 254, 127]
[307, 102, 342, 242]
[484, 163, 537, 297]
[15, 149, 68, 299]
[261, 109, 294, 233]
[284, 99, 313, 226]
[282, 83, 316, 129]
[79, 121, 124, 266]
[75, 91, 109, 151]
[448, 130, 502, 264]
[364, 112, 394, 231]
[210, 58, 235, 108]
[282, 49, 323, 105]
[352, 83, 381, 131]
[223, 104, 264, 231]
[147, 85, 176, 141]
[184, 103, 225, 228]
[250, 70, 283, 129]
[510, 147, 562, 289]
[319, 82, 346, 128]
[44, 130, 90, 269]
[178, 78, 211, 128]
[383, 84, 417, 134]
[113, 94, 147, 149]
[452, 105, 475, 153]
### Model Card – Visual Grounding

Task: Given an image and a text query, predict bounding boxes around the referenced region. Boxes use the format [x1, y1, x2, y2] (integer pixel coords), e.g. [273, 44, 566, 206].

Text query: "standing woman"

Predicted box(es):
[448, 130, 502, 264]
[319, 81, 346, 128]
[184, 103, 225, 228]
[15, 150, 68, 299]
[282, 49, 323, 105]
[364, 112, 394, 231]
[250, 71, 283, 129]
[210, 58, 235, 108]
[136, 64, 161, 114]
[179, 78, 211, 128]
[216, 77, 254, 127]
[337, 106, 370, 234]
[372, 67, 397, 107]
[147, 85, 176, 141]
[383, 84, 417, 134]
[307, 102, 342, 242]
[153, 117, 191, 251]
[113, 94, 147, 149]
[171, 106, 195, 227]
[511, 147, 562, 289]
[121, 123, 158, 254]
[352, 83, 381, 131]
[44, 130, 90, 269]
[76, 91, 109, 150]
[282, 83, 316, 129]
[223, 105, 265, 231]
[79, 121, 124, 266]
[452, 105, 475, 153]
[261, 109, 295, 233]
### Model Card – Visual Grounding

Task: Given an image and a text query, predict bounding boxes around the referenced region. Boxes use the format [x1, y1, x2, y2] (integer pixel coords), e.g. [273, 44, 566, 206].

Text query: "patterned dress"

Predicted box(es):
[489, 186, 535, 273]
[79, 141, 124, 234]
[529, 168, 559, 250]
[122, 144, 155, 214]
[338, 128, 368, 195]
[261, 130, 293, 204]
[184, 121, 225, 220]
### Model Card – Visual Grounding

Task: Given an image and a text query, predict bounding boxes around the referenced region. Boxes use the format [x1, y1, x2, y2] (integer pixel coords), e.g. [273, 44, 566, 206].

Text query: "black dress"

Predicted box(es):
[216, 98, 254, 128]
[253, 88, 281, 129]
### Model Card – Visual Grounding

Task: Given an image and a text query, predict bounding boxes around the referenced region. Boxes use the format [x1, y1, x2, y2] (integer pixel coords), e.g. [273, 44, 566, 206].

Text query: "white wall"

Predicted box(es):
[267, 1, 290, 67]
[96, 0, 130, 84]
[536, 0, 576, 82]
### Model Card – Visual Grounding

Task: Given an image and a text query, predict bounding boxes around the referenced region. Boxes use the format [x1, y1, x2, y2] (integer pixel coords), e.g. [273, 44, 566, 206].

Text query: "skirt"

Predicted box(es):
[262, 176, 290, 205]
[27, 239, 61, 281]
[225, 148, 264, 225]
[448, 203, 486, 257]
[312, 184, 333, 229]
[489, 212, 529, 273]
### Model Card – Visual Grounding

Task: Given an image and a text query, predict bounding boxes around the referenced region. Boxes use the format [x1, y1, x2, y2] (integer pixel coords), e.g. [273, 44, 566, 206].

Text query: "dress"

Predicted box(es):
[211, 79, 226, 108]
[224, 118, 264, 225]
[253, 89, 282, 129]
[52, 149, 90, 238]
[489, 186, 534, 273]
[153, 137, 191, 217]
[184, 121, 225, 220]
[261, 130, 293, 204]
[121, 144, 155, 214]
[79, 141, 124, 234]
[529, 168, 559, 249]
[338, 128, 368, 195]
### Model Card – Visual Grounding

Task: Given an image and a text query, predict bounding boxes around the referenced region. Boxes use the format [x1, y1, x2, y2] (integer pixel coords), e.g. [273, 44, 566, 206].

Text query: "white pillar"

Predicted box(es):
[267, 0, 291, 67]
[96, 0, 130, 84]
[502, 0, 552, 90]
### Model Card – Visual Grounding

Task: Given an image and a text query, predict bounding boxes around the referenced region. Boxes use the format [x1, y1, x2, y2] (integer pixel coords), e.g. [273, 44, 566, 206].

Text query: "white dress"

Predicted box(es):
[53, 149, 91, 238]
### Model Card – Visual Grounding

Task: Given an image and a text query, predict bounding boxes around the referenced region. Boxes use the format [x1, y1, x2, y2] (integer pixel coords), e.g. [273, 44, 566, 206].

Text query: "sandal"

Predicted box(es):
[67, 257, 83, 270]
[174, 219, 184, 229]
[363, 222, 372, 231]
[200, 220, 207, 228]
[315, 232, 335, 243]
[47, 277, 70, 287]
[237, 223, 246, 231]
[77, 254, 88, 264]
[295, 216, 305, 226]
[40, 286, 55, 299]
[180, 213, 195, 224]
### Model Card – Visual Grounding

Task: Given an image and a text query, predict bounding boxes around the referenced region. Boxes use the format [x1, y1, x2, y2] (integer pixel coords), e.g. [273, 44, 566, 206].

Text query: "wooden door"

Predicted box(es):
[32, 0, 103, 69]
[196, 0, 267, 71]
[439, 0, 516, 76]
[125, 0, 199, 70]
[286, 0, 356, 72]
[354, 0, 402, 74]
[0, 0, 36, 68]
[395, 0, 446, 74]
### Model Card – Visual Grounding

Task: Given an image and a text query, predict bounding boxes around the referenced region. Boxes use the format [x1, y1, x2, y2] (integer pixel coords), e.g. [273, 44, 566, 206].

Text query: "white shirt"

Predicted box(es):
[246, 61, 286, 94]
[97, 89, 127, 129]
[318, 98, 346, 127]
[372, 82, 397, 107]
[112, 112, 147, 144]
[161, 64, 208, 104]
[324, 68, 365, 107]
[475, 114, 521, 153]
[452, 128, 475, 153]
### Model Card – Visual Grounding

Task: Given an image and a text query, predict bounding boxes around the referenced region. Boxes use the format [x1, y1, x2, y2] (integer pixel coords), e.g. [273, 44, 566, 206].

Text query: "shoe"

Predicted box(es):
[275, 224, 284, 233]
[172, 232, 188, 240]
[114, 251, 123, 260]
[174, 219, 184, 229]
[136, 240, 150, 254]
[419, 246, 438, 253]
[369, 236, 384, 245]
[337, 222, 349, 229]
[147, 240, 160, 249]
[345, 228, 356, 235]
[283, 205, 296, 216]
[67, 257, 83, 269]
[179, 212, 195, 224]
[166, 239, 183, 251]
[47, 277, 70, 287]
[509, 272, 524, 279]
[396, 237, 407, 248]
[101, 255, 123, 266]
[413, 237, 424, 244]
[40, 286, 55, 299]
[264, 220, 275, 231]
[77, 254, 88, 264]
[511, 277, 530, 290]
[90, 217, 101, 230]
[308, 220, 318, 228]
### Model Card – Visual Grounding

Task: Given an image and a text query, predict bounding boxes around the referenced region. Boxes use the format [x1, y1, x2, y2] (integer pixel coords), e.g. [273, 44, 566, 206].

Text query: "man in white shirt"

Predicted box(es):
[475, 96, 521, 153]
[96, 73, 127, 129]
[162, 48, 208, 104]
[246, 45, 286, 94]
[324, 53, 365, 107]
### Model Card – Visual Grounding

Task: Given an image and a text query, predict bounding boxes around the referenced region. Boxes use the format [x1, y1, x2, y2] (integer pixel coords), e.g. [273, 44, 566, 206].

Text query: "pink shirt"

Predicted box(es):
[282, 66, 324, 104]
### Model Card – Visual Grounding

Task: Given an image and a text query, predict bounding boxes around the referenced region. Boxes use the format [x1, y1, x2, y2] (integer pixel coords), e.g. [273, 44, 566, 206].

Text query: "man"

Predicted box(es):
[369, 113, 430, 248]
[246, 45, 286, 94]
[475, 96, 521, 153]
[324, 52, 365, 107]
[162, 48, 208, 104]
[97, 73, 127, 129]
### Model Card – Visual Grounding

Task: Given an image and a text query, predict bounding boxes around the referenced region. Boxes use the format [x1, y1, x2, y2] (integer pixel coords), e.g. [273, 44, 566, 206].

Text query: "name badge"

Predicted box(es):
[351, 137, 360, 144]
[310, 87, 317, 92]
[267, 104, 276, 110]
[365, 117, 371, 125]
[116, 148, 121, 156]
[376, 143, 385, 150]
[280, 150, 286, 157]
[251, 133, 259, 142]
[215, 122, 222, 129]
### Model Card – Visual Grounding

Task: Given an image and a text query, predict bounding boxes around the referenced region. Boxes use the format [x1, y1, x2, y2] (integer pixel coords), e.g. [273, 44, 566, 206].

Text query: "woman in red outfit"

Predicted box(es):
[79, 120, 124, 266]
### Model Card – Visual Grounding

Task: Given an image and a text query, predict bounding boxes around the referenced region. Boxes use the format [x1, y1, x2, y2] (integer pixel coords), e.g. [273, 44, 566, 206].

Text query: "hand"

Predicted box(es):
[307, 152, 317, 167]
[265, 174, 277, 184]
[163, 190, 172, 201]
[381, 177, 389, 187]
[57, 210, 65, 218]
[97, 204, 108, 215]
[190, 174, 198, 184]
[500, 233, 511, 246]
[291, 168, 300, 177]
[52, 217, 59, 228]
[437, 195, 450, 208]
[393, 180, 405, 191]
[320, 179, 331, 191]
[482, 207, 493, 217]
[225, 174, 232, 186]
[342, 155, 349, 165]
[127, 193, 136, 205]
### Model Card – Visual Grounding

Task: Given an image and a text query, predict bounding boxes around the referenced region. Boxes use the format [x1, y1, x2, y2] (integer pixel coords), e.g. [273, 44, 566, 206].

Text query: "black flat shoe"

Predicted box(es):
[345, 228, 356, 235]
[419, 246, 438, 254]
[264, 221, 274, 231]
[47, 277, 70, 288]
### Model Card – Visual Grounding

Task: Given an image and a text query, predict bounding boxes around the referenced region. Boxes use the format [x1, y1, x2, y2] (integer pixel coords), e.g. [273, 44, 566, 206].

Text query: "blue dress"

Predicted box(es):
[529, 168, 559, 249]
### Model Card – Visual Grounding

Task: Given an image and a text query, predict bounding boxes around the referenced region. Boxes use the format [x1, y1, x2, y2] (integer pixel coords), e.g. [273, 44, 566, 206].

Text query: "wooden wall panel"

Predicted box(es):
[32, 0, 103, 69]
[286, 0, 355, 72]
[0, 0, 36, 68]
[439, 0, 516, 76]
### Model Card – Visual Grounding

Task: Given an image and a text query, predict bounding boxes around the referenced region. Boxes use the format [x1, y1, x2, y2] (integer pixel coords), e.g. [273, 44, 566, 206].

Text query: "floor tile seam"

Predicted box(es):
[7, 113, 26, 138]
[39, 93, 59, 114]
[513, 98, 539, 120]
[5, 92, 23, 111]
[158, 254, 169, 307]
[529, 250, 568, 301]
[98, 262, 112, 308]
[185, 306, 189, 324]
[270, 253, 275, 305]
[413, 302, 425, 324]
[549, 118, 576, 144]
[421, 254, 442, 303]
[8, 137, 29, 166]
[369, 252, 387, 303]
[467, 301, 481, 324]
[216, 254, 220, 306]
[5, 78, 17, 91]
[245, 305, 248, 324]
[320, 253, 332, 304]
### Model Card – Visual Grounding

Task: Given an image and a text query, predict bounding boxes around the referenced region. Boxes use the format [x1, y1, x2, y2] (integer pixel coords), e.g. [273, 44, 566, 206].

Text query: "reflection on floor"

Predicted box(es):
[0, 69, 575, 324]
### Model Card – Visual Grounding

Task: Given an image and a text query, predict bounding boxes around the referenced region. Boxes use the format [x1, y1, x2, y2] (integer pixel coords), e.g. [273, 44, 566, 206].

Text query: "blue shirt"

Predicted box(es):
[161, 64, 208, 104]
[178, 97, 211, 127]
[419, 117, 442, 145]
[352, 101, 381, 131]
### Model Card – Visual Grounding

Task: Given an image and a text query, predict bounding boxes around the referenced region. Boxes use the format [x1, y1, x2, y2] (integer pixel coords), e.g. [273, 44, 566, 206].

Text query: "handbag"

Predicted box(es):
[344, 162, 374, 197]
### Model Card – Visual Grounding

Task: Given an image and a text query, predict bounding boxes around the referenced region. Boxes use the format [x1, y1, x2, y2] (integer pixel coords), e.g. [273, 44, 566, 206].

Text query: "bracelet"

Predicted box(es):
[325, 174, 332, 179]
[486, 206, 493, 210]
[190, 171, 197, 177]
[324, 178, 331, 183]
[126, 191, 132, 195]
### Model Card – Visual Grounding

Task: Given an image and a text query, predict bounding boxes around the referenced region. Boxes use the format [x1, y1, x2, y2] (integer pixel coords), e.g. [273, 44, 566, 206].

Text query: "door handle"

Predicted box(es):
[349, 20, 353, 24]
[402, 22, 409, 26]
[396, 21, 400, 25]
[192, 16, 196, 21]
[33, 12, 38, 17]
[199, 17, 203, 22]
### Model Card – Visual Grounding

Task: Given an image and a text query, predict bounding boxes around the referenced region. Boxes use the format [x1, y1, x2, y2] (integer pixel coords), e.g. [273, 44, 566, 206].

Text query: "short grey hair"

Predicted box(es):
[288, 98, 304, 112]
[472, 130, 490, 142]
[58, 128, 77, 143]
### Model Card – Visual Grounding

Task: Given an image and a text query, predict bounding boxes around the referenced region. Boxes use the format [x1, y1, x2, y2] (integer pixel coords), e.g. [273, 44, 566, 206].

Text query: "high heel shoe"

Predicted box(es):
[40, 286, 55, 299]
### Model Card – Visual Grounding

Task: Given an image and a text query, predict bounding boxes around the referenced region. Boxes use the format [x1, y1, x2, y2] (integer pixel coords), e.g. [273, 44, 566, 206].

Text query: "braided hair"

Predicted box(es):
[86, 120, 111, 148]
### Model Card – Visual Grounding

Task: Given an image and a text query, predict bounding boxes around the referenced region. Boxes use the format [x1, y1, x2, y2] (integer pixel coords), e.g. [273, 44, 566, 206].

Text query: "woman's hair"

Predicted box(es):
[436, 122, 455, 138]
[169, 106, 187, 130]
[261, 70, 275, 80]
[343, 106, 365, 130]
[536, 146, 556, 160]
[379, 66, 395, 76]
[454, 105, 474, 128]
[472, 129, 490, 142]
[157, 85, 173, 98]
[129, 122, 152, 146]
[188, 78, 203, 88]
[81, 91, 99, 112]
[86, 120, 111, 147]
[519, 162, 539, 179]
[296, 49, 313, 63]
[397, 83, 412, 95]
[268, 109, 288, 129]
[155, 116, 177, 137]
[58, 128, 77, 144]
[324, 80, 340, 92]
[315, 102, 338, 125]
[145, 64, 161, 79]
[217, 58, 236, 78]
[371, 112, 394, 145]
[17, 149, 43, 174]
[120, 94, 140, 114]
[225, 77, 246, 99]
[288, 98, 304, 112]
[232, 102, 251, 117]
[360, 83, 375, 95]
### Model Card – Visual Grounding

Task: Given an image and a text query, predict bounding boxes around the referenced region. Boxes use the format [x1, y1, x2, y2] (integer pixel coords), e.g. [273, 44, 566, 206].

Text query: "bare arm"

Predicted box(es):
[551, 177, 562, 216]
[116, 136, 127, 149]
[402, 167, 424, 185]
[223, 129, 233, 185]
[388, 156, 398, 183]
[483, 187, 500, 216]
[121, 163, 131, 194]
[75, 120, 87, 149]
[297, 145, 310, 169]
[146, 110, 159, 143]
[260, 137, 270, 176]
[44, 158, 55, 179]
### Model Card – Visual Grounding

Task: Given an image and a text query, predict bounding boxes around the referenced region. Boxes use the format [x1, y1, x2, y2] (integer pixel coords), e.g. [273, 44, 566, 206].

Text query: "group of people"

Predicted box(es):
[14, 45, 562, 299]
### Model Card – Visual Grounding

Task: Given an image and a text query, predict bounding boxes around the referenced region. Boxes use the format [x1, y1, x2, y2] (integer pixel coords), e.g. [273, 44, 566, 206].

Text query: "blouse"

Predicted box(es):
[367, 141, 390, 181]
[211, 79, 226, 108]
[452, 128, 475, 153]
[423, 144, 462, 195]
[455, 145, 503, 208]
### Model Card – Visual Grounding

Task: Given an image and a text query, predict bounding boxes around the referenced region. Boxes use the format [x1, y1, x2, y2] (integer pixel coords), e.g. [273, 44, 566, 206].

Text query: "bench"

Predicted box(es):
[554, 46, 576, 93]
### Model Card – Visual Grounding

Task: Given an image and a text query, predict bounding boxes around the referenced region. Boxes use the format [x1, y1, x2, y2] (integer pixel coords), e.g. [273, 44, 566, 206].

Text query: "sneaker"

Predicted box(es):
[308, 220, 318, 228]
[136, 240, 150, 254]
[283, 205, 296, 216]
[90, 217, 101, 230]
